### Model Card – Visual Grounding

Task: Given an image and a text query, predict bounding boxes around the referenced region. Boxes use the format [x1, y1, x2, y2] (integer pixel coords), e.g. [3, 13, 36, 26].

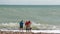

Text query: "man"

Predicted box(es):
[19, 20, 24, 30]
[25, 20, 32, 34]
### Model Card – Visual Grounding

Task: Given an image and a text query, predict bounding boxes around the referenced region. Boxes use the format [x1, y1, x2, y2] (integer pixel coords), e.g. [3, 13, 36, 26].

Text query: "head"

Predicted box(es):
[20, 20, 23, 23]
[21, 20, 23, 22]
[28, 20, 30, 23]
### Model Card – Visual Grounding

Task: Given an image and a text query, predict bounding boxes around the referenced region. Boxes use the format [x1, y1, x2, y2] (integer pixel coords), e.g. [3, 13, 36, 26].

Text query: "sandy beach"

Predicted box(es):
[0, 30, 60, 34]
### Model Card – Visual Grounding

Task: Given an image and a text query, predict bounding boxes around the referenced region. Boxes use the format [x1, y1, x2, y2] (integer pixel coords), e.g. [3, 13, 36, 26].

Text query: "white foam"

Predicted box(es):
[0, 22, 60, 30]
[0, 29, 60, 33]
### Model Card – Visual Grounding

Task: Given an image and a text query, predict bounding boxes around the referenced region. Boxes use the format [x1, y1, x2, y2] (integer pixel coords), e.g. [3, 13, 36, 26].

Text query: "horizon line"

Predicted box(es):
[0, 4, 60, 6]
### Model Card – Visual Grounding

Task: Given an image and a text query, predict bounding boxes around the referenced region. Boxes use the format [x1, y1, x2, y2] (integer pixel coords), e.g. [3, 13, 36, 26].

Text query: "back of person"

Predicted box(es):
[20, 21, 23, 26]
[25, 21, 31, 27]
[25, 20, 31, 30]
[19, 20, 23, 30]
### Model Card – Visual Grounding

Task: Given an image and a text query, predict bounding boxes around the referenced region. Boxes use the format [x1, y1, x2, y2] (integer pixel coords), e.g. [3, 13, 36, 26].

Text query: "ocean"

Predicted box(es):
[0, 5, 60, 30]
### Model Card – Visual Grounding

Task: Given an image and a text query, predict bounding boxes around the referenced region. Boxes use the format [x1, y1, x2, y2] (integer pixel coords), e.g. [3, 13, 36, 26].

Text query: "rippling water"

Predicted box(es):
[0, 5, 60, 30]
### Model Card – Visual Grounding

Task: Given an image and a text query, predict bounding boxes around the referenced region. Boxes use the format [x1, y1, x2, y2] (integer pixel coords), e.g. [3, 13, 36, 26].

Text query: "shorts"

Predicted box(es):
[20, 26, 23, 28]
[26, 28, 32, 30]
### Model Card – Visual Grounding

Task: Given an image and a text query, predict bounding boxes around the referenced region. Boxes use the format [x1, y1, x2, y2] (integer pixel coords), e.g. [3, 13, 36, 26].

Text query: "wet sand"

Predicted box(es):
[0, 30, 60, 34]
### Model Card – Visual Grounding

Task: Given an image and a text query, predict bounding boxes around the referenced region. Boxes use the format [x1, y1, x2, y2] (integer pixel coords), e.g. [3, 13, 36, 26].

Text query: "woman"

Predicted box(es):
[25, 20, 32, 34]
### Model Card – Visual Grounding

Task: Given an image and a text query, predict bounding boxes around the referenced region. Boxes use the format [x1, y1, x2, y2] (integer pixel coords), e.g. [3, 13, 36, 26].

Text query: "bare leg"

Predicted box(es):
[26, 30, 27, 34]
[29, 28, 32, 34]
[21, 30, 23, 34]
[20, 28, 23, 34]
[29, 30, 32, 34]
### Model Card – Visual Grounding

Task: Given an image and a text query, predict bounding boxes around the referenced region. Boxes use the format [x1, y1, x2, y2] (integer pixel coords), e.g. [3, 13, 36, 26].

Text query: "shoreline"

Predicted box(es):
[0, 30, 60, 34]
[0, 30, 60, 33]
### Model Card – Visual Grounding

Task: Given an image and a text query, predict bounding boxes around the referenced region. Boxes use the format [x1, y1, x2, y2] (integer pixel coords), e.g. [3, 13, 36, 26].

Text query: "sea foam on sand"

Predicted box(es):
[0, 29, 60, 33]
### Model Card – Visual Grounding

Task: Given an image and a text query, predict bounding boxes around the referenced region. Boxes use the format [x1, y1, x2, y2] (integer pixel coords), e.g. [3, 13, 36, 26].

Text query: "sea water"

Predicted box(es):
[0, 5, 60, 30]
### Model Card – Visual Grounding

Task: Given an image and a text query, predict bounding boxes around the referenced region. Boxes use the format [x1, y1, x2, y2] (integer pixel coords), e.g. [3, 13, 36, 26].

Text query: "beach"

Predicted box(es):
[0, 30, 60, 34]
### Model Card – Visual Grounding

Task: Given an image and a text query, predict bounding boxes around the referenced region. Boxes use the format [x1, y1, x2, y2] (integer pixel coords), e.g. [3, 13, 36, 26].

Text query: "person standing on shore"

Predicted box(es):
[25, 20, 32, 34]
[19, 20, 24, 34]
[19, 20, 24, 30]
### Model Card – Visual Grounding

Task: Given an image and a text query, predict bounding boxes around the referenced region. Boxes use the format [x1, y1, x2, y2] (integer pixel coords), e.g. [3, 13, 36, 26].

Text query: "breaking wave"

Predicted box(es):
[0, 21, 60, 30]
